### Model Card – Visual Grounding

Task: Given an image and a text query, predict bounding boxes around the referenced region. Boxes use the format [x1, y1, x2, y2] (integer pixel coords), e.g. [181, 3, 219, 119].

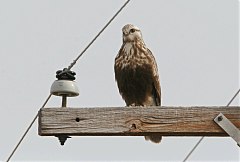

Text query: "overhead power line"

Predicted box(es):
[6, 1, 131, 161]
[6, 94, 52, 162]
[182, 88, 240, 162]
[67, 0, 131, 70]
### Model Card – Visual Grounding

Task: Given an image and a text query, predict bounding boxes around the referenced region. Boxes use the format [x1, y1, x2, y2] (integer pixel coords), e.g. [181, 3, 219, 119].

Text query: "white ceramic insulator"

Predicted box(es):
[50, 80, 79, 97]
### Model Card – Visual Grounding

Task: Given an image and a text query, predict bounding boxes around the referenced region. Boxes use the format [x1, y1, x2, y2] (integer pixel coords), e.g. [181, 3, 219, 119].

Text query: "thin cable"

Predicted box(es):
[6, 94, 52, 162]
[226, 89, 240, 106]
[182, 136, 204, 162]
[182, 88, 240, 162]
[6, 1, 131, 161]
[67, 0, 131, 70]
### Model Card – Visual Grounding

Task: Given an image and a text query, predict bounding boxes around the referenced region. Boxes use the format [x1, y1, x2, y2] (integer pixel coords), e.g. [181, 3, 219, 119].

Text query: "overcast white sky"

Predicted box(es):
[0, 0, 239, 161]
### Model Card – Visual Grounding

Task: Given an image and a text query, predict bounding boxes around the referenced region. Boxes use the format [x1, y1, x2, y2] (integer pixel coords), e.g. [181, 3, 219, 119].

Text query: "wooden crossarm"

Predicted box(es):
[38, 106, 240, 136]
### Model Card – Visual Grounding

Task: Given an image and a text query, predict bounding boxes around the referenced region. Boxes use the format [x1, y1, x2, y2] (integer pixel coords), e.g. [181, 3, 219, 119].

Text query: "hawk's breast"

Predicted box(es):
[115, 42, 154, 106]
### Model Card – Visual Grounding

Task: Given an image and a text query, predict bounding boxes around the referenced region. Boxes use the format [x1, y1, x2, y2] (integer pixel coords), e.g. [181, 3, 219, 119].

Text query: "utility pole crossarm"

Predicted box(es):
[38, 106, 240, 136]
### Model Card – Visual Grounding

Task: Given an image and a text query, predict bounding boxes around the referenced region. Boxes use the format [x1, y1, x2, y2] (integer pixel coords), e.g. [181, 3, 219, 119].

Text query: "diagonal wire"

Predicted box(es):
[67, 0, 131, 70]
[6, 1, 131, 161]
[6, 94, 52, 162]
[182, 88, 240, 162]
[226, 89, 240, 107]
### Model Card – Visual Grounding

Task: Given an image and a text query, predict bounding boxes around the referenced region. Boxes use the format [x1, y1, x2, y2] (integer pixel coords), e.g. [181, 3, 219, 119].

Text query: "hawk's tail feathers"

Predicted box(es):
[145, 135, 162, 144]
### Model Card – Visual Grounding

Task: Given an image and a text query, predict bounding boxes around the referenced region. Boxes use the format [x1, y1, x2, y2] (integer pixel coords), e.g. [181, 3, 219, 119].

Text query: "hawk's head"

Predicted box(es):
[122, 24, 143, 43]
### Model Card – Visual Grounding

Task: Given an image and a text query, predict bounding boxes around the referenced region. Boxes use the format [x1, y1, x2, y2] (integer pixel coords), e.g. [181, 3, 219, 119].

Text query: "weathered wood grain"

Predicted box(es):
[38, 106, 240, 136]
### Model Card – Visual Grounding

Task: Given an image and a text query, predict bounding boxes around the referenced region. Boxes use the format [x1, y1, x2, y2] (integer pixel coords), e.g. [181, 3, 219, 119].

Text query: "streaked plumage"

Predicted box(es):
[114, 24, 162, 143]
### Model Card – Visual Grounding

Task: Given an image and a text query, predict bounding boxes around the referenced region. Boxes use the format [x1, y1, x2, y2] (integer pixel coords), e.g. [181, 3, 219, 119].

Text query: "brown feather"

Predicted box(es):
[115, 43, 161, 106]
[114, 24, 162, 143]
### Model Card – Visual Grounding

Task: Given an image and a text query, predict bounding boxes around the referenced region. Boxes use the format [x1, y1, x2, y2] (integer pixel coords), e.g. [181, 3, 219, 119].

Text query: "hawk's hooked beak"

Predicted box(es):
[122, 31, 128, 36]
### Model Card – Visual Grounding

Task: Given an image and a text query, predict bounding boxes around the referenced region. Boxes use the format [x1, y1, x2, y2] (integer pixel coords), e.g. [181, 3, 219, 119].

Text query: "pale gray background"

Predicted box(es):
[0, 0, 239, 161]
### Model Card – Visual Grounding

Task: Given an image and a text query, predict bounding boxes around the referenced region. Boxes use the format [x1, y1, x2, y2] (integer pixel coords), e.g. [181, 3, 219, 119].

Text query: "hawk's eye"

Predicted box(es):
[130, 29, 135, 33]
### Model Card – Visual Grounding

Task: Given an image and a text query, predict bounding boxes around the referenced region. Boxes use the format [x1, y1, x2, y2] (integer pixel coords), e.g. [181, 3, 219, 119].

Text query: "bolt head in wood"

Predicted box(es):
[217, 116, 223, 121]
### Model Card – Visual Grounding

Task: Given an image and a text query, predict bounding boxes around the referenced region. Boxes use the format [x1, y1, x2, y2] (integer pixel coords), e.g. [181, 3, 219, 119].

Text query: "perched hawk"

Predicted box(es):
[114, 24, 162, 143]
